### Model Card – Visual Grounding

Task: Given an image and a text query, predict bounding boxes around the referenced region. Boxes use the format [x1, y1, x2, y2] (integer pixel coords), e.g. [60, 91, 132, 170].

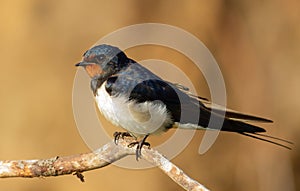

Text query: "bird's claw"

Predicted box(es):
[113, 132, 132, 144]
[128, 135, 150, 160]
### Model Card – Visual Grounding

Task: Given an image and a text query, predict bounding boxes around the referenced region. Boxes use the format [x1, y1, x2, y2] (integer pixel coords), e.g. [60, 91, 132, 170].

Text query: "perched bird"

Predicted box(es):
[76, 44, 291, 159]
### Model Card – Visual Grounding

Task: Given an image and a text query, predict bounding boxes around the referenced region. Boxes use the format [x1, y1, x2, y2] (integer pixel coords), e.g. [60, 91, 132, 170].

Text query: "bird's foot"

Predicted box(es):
[113, 132, 132, 144]
[128, 135, 150, 161]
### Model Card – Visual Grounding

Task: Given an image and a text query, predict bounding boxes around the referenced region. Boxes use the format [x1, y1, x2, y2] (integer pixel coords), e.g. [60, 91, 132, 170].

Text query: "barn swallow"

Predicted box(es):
[76, 44, 292, 159]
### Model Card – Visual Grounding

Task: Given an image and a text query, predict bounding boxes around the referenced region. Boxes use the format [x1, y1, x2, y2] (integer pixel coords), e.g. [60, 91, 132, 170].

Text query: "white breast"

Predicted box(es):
[95, 82, 173, 137]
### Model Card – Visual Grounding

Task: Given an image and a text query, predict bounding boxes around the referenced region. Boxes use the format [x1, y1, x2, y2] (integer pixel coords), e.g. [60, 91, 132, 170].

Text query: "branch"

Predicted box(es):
[0, 138, 209, 191]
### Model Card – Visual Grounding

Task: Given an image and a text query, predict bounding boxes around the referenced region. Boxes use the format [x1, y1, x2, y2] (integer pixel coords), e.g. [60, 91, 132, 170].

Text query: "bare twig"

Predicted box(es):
[0, 138, 209, 191]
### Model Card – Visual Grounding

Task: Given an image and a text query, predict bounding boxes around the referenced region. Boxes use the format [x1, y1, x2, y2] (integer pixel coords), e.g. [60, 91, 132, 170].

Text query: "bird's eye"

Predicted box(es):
[95, 54, 105, 62]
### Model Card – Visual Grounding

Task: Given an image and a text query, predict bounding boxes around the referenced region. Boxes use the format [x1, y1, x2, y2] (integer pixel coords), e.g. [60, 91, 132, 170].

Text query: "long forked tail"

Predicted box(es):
[183, 97, 293, 149]
[238, 132, 293, 150]
[221, 119, 293, 149]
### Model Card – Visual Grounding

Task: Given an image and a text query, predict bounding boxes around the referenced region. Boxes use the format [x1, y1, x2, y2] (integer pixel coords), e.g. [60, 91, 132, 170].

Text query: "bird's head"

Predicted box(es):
[76, 44, 129, 79]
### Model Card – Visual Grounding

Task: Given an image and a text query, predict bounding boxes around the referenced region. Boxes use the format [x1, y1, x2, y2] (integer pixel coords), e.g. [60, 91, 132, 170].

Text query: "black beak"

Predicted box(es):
[75, 61, 88, 67]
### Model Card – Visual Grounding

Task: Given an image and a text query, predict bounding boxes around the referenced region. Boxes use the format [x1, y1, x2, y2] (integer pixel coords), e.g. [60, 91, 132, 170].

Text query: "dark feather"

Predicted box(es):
[208, 108, 273, 123]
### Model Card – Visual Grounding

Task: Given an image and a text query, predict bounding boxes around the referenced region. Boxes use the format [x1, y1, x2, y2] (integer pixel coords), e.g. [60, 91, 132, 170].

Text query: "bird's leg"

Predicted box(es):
[128, 134, 150, 160]
[113, 132, 132, 144]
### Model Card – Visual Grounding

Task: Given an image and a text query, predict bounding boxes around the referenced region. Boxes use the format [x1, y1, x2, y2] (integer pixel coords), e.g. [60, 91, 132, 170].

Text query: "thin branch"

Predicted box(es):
[0, 138, 209, 191]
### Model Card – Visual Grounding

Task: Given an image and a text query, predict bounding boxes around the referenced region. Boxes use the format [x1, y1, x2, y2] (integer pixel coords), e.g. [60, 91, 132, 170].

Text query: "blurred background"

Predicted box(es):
[0, 0, 299, 190]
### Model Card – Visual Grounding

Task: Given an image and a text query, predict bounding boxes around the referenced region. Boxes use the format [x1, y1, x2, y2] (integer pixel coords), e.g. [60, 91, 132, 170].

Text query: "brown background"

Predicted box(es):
[0, 0, 299, 191]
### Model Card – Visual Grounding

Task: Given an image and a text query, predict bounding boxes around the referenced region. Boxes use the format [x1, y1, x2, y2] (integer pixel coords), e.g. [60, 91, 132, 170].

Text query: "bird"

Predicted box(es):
[76, 44, 292, 160]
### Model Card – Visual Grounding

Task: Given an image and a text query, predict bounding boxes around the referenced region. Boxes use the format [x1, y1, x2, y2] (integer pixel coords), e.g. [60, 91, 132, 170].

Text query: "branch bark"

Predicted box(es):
[0, 138, 209, 191]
